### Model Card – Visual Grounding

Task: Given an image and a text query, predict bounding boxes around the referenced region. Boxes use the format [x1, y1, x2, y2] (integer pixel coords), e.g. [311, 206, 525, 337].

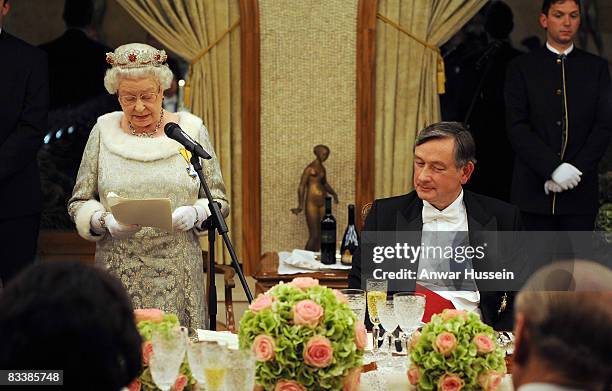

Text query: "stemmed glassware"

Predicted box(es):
[375, 298, 400, 367]
[366, 278, 388, 354]
[340, 288, 366, 323]
[149, 327, 188, 391]
[393, 292, 426, 351]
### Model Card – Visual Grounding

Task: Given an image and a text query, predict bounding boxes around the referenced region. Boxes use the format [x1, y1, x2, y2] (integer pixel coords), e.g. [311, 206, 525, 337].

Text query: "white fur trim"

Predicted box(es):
[75, 199, 107, 242]
[98, 111, 203, 161]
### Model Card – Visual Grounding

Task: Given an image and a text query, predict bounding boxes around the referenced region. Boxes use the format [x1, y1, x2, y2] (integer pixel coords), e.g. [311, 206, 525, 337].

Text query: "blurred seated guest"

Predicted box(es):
[0, 261, 142, 391]
[67, 43, 229, 329]
[40, 0, 113, 109]
[513, 260, 612, 391]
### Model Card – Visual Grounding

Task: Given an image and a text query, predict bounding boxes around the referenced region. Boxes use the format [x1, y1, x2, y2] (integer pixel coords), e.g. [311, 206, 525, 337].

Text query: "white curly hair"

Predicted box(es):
[103, 43, 174, 94]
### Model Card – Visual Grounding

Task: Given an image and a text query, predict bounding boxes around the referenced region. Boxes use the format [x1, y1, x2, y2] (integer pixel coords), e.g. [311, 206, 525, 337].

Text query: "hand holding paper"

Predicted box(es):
[106, 192, 173, 231]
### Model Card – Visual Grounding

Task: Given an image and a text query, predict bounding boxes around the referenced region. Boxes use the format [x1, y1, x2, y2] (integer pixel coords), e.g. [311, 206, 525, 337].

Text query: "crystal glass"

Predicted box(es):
[340, 288, 366, 323]
[188, 341, 229, 390]
[375, 298, 400, 367]
[225, 349, 256, 391]
[366, 278, 388, 353]
[393, 292, 426, 350]
[149, 327, 187, 391]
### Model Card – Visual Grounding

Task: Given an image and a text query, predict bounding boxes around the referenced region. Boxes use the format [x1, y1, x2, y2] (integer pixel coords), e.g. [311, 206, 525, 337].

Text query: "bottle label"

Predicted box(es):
[341, 250, 352, 265]
[321, 232, 335, 243]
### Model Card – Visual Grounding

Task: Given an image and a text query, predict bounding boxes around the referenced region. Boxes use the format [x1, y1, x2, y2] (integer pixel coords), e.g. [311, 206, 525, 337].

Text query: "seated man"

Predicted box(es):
[513, 260, 612, 391]
[349, 121, 522, 330]
[0, 261, 142, 391]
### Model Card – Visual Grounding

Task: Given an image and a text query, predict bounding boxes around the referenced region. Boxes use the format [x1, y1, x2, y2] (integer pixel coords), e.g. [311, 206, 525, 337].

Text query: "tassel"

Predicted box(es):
[436, 52, 446, 95]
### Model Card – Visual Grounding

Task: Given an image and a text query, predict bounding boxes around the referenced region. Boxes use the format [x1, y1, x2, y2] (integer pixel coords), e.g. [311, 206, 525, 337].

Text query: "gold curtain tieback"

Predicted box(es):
[184, 18, 241, 105]
[376, 13, 446, 94]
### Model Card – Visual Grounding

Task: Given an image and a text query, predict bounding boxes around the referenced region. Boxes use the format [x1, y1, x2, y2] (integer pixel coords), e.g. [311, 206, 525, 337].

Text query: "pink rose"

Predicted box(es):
[173, 374, 188, 391]
[434, 332, 457, 356]
[249, 294, 276, 312]
[473, 333, 495, 354]
[289, 277, 319, 289]
[134, 308, 164, 323]
[304, 335, 334, 368]
[252, 334, 276, 361]
[441, 309, 468, 320]
[142, 341, 153, 365]
[478, 371, 504, 391]
[127, 378, 141, 391]
[343, 367, 362, 391]
[408, 330, 421, 351]
[274, 379, 307, 391]
[355, 322, 367, 350]
[407, 365, 420, 385]
[438, 374, 465, 391]
[293, 300, 324, 327]
[333, 289, 349, 304]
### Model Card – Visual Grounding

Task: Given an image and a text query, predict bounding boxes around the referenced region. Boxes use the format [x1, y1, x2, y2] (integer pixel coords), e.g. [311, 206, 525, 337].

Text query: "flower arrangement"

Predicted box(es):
[408, 309, 506, 391]
[239, 277, 366, 391]
[128, 309, 195, 391]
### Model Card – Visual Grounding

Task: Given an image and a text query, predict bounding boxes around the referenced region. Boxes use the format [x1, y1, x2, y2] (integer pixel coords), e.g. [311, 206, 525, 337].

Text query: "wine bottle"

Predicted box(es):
[320, 195, 336, 265]
[340, 204, 359, 265]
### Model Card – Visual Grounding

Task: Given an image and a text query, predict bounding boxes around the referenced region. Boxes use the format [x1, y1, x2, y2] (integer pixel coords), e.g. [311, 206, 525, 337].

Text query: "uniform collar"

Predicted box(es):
[546, 42, 574, 56]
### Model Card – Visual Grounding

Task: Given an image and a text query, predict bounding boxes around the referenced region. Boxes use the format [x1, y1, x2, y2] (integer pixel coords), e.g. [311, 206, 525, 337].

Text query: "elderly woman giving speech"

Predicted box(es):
[68, 43, 229, 329]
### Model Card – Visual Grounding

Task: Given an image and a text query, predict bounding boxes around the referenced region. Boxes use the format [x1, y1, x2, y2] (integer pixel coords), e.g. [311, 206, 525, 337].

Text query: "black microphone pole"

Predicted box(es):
[189, 154, 253, 330]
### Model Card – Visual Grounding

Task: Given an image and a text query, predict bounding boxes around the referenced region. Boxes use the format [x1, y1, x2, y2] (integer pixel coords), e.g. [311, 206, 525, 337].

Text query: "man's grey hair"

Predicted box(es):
[515, 260, 612, 389]
[414, 122, 476, 167]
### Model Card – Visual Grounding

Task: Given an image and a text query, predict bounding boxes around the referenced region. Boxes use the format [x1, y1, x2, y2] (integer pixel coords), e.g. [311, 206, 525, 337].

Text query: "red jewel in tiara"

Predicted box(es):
[106, 55, 114, 64]
[128, 53, 137, 62]
[154, 53, 161, 61]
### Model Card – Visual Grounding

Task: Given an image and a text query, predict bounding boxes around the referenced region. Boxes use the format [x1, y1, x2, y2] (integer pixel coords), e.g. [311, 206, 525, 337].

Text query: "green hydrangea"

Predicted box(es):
[239, 282, 364, 390]
[410, 311, 506, 391]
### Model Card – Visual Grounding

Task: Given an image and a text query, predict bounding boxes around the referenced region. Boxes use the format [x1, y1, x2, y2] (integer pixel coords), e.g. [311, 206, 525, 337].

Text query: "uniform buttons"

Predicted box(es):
[556, 120, 562, 126]
[556, 59, 562, 64]
[556, 89, 562, 95]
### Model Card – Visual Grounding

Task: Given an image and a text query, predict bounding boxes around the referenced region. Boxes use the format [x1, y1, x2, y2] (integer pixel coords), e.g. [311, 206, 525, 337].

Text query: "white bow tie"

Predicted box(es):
[422, 203, 462, 225]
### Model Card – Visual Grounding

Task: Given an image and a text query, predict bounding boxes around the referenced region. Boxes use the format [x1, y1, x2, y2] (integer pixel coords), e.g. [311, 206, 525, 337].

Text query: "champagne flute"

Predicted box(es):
[340, 288, 366, 323]
[375, 298, 400, 368]
[149, 327, 187, 391]
[366, 278, 387, 353]
[393, 292, 426, 351]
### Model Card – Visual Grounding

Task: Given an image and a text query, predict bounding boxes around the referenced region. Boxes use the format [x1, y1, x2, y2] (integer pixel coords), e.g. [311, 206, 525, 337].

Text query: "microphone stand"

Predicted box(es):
[190, 154, 253, 330]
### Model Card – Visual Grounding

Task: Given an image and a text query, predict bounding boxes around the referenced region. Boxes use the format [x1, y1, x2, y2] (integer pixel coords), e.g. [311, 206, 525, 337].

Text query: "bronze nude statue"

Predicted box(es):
[291, 145, 339, 251]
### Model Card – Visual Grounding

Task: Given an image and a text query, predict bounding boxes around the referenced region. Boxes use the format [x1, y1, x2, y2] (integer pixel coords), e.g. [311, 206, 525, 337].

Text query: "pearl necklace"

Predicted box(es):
[129, 109, 164, 138]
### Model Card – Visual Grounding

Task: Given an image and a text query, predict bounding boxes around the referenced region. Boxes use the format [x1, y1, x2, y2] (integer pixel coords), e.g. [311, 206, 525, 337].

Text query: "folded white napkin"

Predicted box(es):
[196, 329, 239, 349]
[278, 249, 351, 275]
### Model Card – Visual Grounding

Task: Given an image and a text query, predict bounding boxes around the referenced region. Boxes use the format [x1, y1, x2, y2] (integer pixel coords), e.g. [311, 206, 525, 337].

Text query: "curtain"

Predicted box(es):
[375, 0, 487, 198]
[116, 0, 242, 265]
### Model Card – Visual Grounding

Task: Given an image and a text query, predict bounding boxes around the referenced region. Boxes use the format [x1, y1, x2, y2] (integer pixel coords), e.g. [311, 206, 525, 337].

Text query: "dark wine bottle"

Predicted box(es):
[320, 195, 336, 265]
[340, 204, 360, 265]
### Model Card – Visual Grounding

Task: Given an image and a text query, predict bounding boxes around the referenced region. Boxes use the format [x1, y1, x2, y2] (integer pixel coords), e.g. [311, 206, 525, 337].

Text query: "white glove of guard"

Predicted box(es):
[91, 211, 141, 239]
[172, 205, 208, 231]
[551, 163, 582, 190]
[544, 180, 564, 195]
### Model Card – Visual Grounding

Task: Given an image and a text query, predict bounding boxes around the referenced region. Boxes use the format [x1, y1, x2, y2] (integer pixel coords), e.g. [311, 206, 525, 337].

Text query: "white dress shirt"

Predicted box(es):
[518, 383, 585, 391]
[546, 42, 574, 56]
[419, 190, 481, 315]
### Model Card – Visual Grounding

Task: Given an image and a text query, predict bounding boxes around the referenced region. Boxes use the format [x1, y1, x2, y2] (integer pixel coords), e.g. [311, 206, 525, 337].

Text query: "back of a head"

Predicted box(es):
[515, 261, 612, 389]
[63, 0, 94, 28]
[485, 1, 514, 40]
[0, 261, 142, 391]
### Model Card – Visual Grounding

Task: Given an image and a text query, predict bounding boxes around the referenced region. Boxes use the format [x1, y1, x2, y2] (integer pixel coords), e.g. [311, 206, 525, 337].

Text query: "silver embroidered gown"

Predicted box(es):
[68, 111, 229, 329]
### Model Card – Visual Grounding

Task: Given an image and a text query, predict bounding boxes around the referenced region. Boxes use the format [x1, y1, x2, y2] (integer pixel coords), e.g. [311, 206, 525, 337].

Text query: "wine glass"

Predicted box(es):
[393, 292, 426, 350]
[366, 278, 388, 354]
[225, 349, 256, 391]
[375, 298, 400, 368]
[340, 288, 366, 323]
[202, 341, 229, 390]
[149, 327, 187, 391]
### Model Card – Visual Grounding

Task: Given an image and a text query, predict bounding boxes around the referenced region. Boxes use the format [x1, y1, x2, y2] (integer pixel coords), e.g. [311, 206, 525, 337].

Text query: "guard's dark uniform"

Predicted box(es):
[505, 45, 612, 230]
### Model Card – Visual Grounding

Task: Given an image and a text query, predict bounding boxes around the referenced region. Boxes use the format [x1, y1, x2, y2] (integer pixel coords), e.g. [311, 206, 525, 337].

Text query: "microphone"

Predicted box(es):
[164, 122, 212, 160]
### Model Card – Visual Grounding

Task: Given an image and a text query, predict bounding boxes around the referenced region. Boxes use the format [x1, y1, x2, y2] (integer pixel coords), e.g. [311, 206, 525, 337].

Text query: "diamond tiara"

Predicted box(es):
[105, 48, 168, 69]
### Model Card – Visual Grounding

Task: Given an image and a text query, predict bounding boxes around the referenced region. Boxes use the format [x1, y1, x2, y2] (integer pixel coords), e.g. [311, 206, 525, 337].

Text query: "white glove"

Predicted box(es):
[172, 205, 208, 231]
[544, 180, 564, 195]
[91, 211, 141, 239]
[551, 163, 582, 190]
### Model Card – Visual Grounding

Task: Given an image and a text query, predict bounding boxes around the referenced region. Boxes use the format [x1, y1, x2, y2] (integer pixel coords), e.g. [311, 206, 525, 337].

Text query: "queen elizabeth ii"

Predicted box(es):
[68, 43, 229, 329]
